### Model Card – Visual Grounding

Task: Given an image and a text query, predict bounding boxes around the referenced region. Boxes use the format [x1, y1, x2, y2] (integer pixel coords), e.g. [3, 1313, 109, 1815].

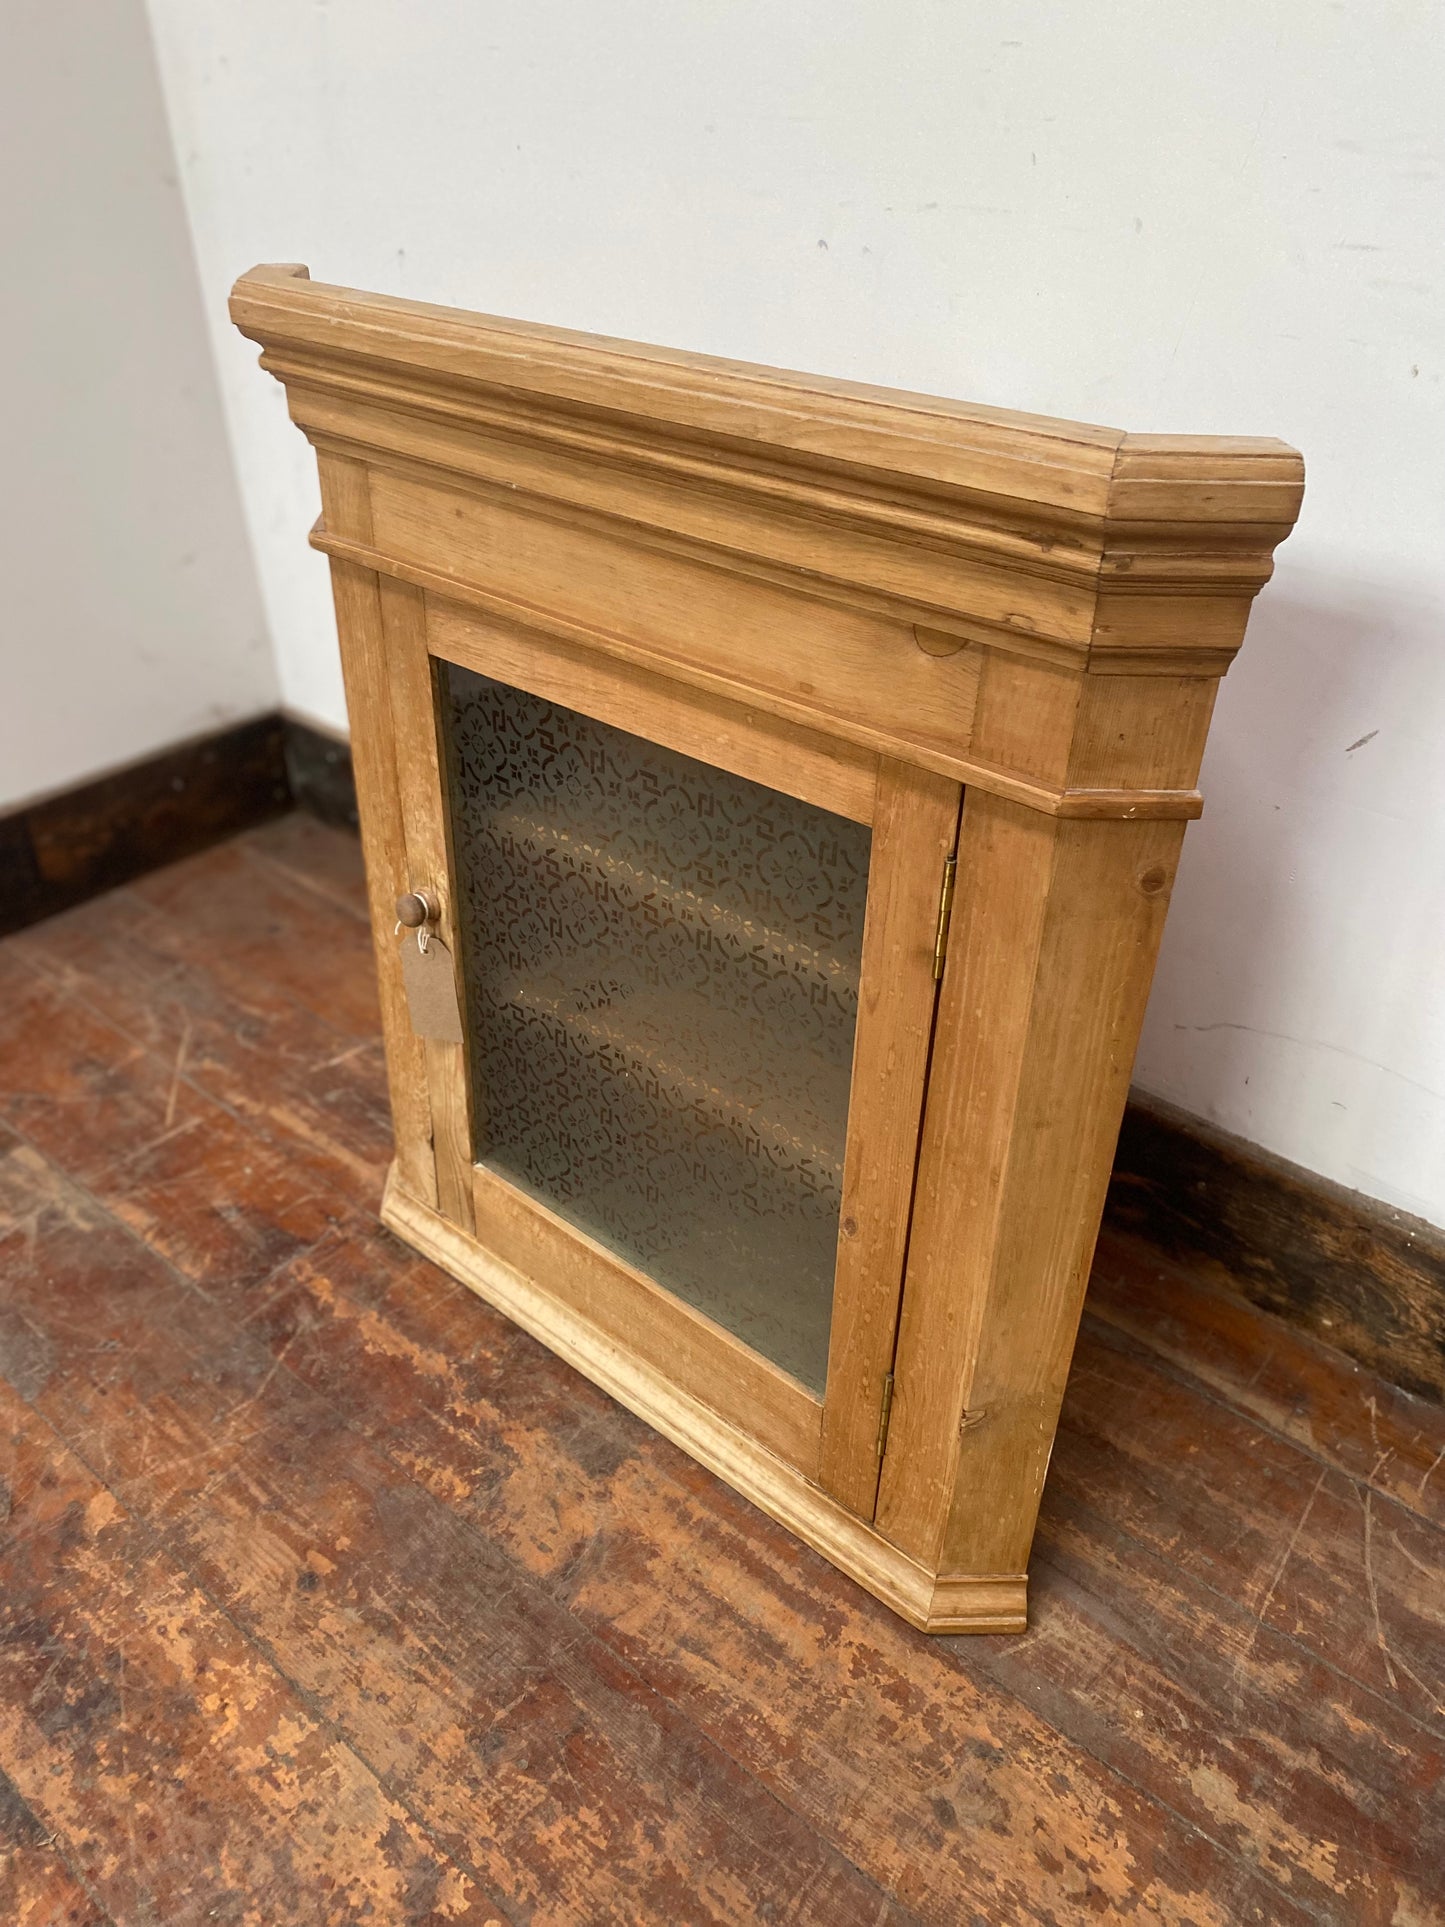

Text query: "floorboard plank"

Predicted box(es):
[10, 894, 392, 1209]
[225, 1222, 1357, 1925]
[0, 1761, 113, 1927]
[1055, 1319, 1445, 1730]
[0, 1132, 922, 1927]
[245, 811, 375, 924]
[975, 1504, 1445, 1923]
[0, 951, 350, 1299]
[1090, 1225, 1445, 1532]
[124, 832, 382, 1040]
[0, 1375, 509, 1927]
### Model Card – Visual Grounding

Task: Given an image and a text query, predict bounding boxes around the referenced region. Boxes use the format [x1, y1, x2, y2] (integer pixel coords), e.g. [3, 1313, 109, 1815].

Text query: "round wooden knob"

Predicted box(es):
[394, 890, 434, 928]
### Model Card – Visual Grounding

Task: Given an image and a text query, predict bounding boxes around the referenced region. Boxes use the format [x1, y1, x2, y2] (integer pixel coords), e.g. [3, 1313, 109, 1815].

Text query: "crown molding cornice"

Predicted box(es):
[231, 264, 1304, 677]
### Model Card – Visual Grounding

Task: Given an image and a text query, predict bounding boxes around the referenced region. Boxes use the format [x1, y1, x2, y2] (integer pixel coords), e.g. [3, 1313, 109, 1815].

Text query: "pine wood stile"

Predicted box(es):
[233, 263, 1303, 1632]
[817, 759, 961, 1519]
[377, 574, 476, 1232]
[314, 450, 437, 1216]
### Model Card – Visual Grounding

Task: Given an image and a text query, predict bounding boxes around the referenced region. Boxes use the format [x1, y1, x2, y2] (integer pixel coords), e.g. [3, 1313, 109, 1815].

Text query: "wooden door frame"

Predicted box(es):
[382, 588, 959, 1508]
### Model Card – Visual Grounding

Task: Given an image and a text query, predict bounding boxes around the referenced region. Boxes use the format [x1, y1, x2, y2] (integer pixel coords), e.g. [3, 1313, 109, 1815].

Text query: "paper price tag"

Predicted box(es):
[399, 932, 464, 1043]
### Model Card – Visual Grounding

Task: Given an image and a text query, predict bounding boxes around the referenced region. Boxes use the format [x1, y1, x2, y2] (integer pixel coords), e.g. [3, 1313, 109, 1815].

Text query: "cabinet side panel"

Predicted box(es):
[316, 453, 436, 1208]
[817, 761, 960, 1518]
[874, 793, 1055, 1561]
[878, 794, 1184, 1572]
[936, 812, 1184, 1576]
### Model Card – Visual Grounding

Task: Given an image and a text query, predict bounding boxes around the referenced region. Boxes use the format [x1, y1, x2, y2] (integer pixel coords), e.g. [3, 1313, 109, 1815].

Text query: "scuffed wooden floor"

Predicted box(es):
[0, 815, 1441, 1927]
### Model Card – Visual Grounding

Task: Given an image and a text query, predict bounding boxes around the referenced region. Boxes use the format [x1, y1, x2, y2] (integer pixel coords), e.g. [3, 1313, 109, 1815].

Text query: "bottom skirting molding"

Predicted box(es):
[382, 1167, 1029, 1635]
[0, 714, 290, 939]
[1107, 1095, 1445, 1407]
[0, 711, 352, 939]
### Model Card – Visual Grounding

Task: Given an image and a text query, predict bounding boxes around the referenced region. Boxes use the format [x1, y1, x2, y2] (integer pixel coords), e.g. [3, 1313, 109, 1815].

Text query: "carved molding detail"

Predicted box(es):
[231, 264, 1303, 681]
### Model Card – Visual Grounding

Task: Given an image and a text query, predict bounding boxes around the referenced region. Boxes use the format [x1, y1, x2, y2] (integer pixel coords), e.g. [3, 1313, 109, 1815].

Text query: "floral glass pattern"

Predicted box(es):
[441, 665, 872, 1392]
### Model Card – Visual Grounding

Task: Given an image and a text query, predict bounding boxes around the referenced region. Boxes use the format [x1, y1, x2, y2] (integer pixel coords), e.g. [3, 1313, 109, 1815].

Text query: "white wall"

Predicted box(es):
[0, 0, 274, 812]
[145, 0, 1445, 1224]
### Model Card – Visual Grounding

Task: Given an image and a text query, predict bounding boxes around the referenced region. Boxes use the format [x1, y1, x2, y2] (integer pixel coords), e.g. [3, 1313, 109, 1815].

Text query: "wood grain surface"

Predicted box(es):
[1, 815, 1440, 1924]
[234, 265, 1307, 1628]
[1108, 1093, 1445, 1406]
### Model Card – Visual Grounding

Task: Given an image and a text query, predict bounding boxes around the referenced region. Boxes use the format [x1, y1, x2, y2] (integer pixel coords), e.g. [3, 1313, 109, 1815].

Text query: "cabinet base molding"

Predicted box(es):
[382, 1168, 1028, 1635]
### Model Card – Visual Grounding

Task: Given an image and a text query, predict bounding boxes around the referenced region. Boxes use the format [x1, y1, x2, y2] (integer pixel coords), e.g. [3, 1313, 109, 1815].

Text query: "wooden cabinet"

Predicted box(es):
[232, 265, 1302, 1631]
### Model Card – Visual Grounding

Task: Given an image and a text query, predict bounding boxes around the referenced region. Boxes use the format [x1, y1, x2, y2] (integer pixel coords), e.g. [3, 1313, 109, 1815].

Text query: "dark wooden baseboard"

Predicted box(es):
[0, 716, 291, 939]
[6, 714, 1438, 1405]
[1105, 1095, 1445, 1405]
[0, 713, 359, 939]
[283, 717, 360, 832]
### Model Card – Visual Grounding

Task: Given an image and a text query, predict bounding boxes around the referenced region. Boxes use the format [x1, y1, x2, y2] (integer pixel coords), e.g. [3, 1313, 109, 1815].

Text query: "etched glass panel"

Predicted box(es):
[441, 665, 872, 1393]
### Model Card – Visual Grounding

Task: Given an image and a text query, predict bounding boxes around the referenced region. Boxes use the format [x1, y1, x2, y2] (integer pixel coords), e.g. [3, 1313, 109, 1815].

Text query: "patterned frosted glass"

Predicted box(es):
[441, 665, 872, 1393]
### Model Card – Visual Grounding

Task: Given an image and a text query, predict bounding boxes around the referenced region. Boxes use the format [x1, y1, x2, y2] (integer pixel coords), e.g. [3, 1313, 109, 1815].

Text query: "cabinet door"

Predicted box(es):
[391, 586, 959, 1517]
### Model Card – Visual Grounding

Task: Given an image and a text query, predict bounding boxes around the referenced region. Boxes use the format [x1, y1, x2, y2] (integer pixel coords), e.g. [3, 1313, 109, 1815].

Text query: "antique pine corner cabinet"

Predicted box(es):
[231, 264, 1302, 1633]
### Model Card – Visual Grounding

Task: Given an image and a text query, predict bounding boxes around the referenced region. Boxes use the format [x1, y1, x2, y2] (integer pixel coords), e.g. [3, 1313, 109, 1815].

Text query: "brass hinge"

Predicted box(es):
[876, 1372, 896, 1459]
[932, 852, 957, 981]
